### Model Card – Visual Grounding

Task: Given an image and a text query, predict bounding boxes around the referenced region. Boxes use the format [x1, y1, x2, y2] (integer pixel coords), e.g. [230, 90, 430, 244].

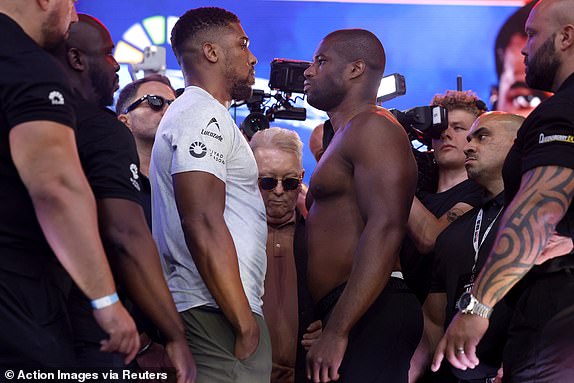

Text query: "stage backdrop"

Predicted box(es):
[77, 0, 525, 183]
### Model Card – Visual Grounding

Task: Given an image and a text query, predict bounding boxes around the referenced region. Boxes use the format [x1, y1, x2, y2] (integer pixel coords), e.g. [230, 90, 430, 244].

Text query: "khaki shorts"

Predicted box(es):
[180, 307, 271, 383]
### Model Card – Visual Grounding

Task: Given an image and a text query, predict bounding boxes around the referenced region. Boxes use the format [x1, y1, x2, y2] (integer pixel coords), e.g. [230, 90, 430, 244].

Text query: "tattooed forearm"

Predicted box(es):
[446, 208, 465, 223]
[474, 166, 574, 306]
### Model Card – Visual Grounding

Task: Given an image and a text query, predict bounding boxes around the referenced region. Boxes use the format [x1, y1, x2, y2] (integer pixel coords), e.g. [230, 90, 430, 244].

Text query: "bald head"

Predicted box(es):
[464, 111, 524, 191]
[66, 14, 109, 52]
[472, 111, 524, 139]
[323, 29, 386, 76]
[533, 0, 574, 27]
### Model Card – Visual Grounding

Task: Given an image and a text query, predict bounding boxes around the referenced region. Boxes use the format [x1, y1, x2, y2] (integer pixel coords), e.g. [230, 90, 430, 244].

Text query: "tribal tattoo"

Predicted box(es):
[474, 165, 574, 306]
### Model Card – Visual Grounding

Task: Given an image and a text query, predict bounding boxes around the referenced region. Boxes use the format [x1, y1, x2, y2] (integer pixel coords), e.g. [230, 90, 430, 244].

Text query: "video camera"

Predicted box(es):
[389, 105, 448, 147]
[240, 59, 311, 139]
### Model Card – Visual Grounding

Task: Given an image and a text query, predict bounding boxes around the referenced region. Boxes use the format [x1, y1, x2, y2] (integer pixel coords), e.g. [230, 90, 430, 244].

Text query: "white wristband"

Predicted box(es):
[91, 292, 119, 310]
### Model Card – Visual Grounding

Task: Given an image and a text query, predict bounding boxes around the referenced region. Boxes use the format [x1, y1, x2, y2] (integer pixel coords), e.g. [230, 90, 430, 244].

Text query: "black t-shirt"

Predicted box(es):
[0, 13, 76, 262]
[503, 73, 574, 271]
[401, 179, 484, 302]
[75, 98, 142, 205]
[432, 192, 513, 379]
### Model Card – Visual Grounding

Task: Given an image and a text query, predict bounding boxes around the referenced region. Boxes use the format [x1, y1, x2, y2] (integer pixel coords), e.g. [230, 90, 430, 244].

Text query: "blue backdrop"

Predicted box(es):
[77, 0, 520, 183]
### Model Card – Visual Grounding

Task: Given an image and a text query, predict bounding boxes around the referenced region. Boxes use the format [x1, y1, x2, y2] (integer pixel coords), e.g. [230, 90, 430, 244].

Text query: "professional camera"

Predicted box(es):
[389, 105, 448, 147]
[239, 59, 311, 140]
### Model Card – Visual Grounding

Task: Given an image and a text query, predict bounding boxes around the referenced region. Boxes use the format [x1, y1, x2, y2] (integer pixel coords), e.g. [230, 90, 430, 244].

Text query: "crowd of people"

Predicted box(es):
[2, 0, 574, 383]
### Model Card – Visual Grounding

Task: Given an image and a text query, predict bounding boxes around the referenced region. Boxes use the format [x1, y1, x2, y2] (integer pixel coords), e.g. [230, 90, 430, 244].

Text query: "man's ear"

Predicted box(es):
[118, 114, 131, 129]
[67, 47, 85, 71]
[489, 85, 499, 111]
[558, 24, 574, 51]
[202, 42, 219, 64]
[36, 0, 50, 11]
[349, 59, 366, 80]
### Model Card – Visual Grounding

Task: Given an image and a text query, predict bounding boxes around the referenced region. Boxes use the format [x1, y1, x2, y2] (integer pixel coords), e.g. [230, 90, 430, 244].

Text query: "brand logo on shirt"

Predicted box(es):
[48, 91, 65, 105]
[201, 128, 223, 142]
[189, 142, 207, 158]
[206, 117, 220, 132]
[539, 133, 574, 145]
[129, 163, 141, 191]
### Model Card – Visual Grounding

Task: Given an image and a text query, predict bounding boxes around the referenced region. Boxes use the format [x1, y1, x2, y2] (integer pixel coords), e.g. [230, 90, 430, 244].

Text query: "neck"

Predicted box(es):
[481, 177, 504, 200]
[135, 138, 153, 177]
[1, 7, 45, 47]
[184, 71, 232, 108]
[328, 96, 376, 133]
[552, 66, 574, 93]
[437, 167, 468, 193]
[267, 210, 296, 228]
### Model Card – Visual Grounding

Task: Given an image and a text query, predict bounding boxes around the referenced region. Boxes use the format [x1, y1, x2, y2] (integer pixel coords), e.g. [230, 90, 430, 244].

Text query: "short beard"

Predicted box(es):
[307, 86, 346, 113]
[88, 65, 114, 107]
[230, 80, 253, 102]
[525, 33, 560, 92]
[41, 9, 67, 50]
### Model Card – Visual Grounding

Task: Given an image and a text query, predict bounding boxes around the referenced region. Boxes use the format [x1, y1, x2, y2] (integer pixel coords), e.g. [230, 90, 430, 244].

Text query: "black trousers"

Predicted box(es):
[313, 277, 423, 383]
[0, 257, 75, 367]
[503, 268, 574, 382]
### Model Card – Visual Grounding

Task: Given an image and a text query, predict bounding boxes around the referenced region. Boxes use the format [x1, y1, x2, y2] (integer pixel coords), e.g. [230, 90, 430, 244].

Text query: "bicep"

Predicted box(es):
[9, 121, 82, 187]
[173, 171, 226, 224]
[512, 165, 574, 225]
[352, 126, 416, 222]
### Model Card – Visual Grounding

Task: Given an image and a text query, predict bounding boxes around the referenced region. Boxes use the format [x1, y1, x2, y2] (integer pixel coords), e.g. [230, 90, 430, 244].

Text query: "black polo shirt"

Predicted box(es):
[0, 13, 75, 263]
[75, 98, 142, 204]
[401, 179, 484, 302]
[503, 73, 574, 271]
[432, 192, 514, 380]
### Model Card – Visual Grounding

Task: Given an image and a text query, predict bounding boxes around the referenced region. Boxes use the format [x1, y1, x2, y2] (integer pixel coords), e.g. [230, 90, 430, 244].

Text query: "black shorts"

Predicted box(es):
[503, 268, 574, 382]
[316, 277, 423, 383]
[0, 255, 75, 367]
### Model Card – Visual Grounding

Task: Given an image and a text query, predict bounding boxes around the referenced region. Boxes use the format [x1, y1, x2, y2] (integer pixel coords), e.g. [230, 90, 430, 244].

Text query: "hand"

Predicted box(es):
[234, 319, 260, 360]
[302, 320, 323, 351]
[165, 338, 197, 383]
[306, 330, 348, 383]
[536, 232, 573, 265]
[92, 301, 140, 364]
[431, 312, 488, 372]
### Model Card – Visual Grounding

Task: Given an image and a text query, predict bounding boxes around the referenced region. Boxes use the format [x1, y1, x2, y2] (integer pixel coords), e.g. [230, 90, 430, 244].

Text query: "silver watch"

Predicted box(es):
[456, 292, 493, 319]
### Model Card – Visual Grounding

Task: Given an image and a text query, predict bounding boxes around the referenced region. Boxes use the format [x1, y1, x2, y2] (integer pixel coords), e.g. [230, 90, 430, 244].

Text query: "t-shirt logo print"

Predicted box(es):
[48, 91, 65, 105]
[207, 117, 220, 132]
[189, 142, 207, 158]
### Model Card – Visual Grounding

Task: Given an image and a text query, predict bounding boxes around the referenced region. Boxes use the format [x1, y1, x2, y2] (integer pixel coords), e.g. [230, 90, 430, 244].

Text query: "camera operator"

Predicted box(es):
[405, 90, 486, 382]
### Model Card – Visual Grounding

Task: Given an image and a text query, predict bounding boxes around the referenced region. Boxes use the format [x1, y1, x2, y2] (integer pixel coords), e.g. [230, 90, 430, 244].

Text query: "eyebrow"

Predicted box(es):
[468, 126, 490, 141]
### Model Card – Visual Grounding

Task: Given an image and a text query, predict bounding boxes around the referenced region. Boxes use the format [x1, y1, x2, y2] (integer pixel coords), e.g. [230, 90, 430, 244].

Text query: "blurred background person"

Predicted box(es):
[491, 0, 550, 116]
[251, 127, 314, 383]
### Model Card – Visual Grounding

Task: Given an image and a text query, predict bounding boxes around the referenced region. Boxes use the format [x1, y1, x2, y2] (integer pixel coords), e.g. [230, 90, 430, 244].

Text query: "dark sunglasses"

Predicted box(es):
[124, 94, 174, 114]
[258, 176, 301, 191]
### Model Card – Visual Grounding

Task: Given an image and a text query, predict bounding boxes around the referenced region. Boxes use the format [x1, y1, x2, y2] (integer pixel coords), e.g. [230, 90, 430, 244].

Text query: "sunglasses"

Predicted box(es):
[258, 176, 302, 191]
[124, 95, 174, 114]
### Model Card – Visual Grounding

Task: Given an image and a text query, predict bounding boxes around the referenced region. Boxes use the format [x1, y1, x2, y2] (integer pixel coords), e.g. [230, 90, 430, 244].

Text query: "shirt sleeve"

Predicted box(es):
[77, 112, 142, 204]
[522, 101, 574, 172]
[2, 53, 75, 130]
[169, 100, 233, 182]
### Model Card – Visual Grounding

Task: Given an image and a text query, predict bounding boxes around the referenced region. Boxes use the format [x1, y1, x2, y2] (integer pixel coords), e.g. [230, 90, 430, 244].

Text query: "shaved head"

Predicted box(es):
[66, 14, 109, 52]
[533, 0, 574, 27]
[323, 29, 386, 76]
[472, 111, 524, 137]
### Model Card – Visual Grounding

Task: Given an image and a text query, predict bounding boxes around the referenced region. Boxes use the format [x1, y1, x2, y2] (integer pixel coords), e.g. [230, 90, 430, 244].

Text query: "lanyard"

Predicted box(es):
[470, 206, 504, 280]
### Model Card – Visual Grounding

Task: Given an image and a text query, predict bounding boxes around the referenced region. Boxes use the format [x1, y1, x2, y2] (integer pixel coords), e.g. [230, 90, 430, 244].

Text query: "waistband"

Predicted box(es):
[315, 272, 406, 320]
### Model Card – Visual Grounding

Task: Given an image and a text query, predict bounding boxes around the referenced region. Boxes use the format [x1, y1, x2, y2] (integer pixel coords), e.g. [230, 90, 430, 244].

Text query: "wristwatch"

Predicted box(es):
[456, 292, 493, 319]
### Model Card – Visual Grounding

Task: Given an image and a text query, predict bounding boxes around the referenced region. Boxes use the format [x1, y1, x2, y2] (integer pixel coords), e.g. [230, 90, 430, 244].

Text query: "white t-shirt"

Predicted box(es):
[150, 86, 267, 315]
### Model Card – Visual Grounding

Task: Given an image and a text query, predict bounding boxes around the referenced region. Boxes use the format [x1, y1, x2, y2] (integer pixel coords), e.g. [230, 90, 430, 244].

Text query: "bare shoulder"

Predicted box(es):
[343, 106, 411, 152]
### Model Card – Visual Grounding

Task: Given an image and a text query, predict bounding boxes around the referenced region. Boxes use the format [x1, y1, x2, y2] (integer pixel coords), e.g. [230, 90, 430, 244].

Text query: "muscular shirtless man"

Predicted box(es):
[303, 29, 422, 383]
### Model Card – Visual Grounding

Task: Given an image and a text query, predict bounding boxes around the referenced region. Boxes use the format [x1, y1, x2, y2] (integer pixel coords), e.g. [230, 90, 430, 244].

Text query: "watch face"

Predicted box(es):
[457, 292, 472, 311]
